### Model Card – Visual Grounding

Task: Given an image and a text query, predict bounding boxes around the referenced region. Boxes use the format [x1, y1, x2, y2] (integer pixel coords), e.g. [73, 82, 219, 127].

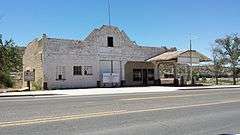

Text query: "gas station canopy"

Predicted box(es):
[147, 50, 211, 64]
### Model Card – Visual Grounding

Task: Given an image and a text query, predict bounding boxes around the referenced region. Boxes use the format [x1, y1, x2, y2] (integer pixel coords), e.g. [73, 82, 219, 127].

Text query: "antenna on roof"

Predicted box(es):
[107, 0, 111, 26]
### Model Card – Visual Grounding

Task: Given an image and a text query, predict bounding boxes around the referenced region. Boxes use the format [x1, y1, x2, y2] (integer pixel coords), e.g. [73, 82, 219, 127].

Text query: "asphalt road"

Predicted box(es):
[1, 88, 240, 135]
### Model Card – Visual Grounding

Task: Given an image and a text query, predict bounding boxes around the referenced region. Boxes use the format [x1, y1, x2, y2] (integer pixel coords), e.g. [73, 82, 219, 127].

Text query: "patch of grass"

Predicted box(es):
[32, 79, 42, 90]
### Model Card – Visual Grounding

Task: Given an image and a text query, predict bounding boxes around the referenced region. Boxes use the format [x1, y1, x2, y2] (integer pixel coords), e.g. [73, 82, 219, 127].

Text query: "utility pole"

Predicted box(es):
[189, 36, 193, 85]
[107, 0, 111, 26]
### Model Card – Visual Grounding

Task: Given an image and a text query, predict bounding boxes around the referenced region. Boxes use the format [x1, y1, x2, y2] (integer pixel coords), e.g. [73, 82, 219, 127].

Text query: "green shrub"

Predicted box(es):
[0, 72, 14, 88]
[201, 77, 207, 83]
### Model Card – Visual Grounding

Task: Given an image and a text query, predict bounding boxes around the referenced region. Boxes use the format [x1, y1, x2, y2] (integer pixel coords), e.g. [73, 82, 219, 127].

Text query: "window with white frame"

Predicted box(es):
[83, 66, 93, 75]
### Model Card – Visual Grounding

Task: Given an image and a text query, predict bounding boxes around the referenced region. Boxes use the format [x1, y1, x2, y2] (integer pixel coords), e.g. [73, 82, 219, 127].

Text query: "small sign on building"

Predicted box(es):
[103, 73, 111, 83]
[112, 73, 120, 83]
[102, 73, 120, 84]
[24, 70, 35, 81]
[177, 57, 200, 64]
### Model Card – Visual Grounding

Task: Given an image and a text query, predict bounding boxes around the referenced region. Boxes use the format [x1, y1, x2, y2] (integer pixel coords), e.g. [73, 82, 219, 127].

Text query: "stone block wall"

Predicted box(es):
[22, 38, 44, 89]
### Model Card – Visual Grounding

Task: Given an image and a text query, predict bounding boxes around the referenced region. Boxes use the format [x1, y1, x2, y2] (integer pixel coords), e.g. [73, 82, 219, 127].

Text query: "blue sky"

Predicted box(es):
[0, 0, 240, 57]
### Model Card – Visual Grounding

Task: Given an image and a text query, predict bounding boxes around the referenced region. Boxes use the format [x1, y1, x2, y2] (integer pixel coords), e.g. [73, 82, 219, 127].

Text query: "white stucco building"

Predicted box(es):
[23, 25, 176, 89]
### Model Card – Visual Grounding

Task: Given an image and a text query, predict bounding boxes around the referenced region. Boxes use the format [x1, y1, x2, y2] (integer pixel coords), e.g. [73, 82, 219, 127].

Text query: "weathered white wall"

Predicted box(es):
[43, 38, 99, 89]
[24, 25, 175, 89]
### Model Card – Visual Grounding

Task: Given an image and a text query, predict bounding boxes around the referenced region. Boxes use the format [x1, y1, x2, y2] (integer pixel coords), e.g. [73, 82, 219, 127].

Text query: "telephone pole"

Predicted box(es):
[189, 35, 193, 85]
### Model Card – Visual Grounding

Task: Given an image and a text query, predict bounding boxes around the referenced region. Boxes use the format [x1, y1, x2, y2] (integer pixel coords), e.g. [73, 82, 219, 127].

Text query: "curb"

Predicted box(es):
[179, 86, 240, 91]
[0, 94, 63, 98]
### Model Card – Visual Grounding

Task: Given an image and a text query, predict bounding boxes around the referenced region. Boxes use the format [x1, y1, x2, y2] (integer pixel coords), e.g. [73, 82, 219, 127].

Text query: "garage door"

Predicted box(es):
[100, 60, 121, 74]
[113, 61, 120, 74]
[100, 60, 111, 74]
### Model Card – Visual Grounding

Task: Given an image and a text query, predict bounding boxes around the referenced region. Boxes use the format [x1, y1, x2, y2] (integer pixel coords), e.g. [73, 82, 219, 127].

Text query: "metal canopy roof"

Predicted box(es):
[147, 50, 211, 62]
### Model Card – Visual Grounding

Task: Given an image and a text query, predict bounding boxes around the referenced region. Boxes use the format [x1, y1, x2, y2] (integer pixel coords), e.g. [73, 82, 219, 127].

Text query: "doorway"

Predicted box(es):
[143, 69, 148, 85]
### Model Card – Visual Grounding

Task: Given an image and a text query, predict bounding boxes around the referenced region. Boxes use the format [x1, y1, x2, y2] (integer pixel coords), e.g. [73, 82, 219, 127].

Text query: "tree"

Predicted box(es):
[215, 34, 240, 85]
[210, 45, 225, 85]
[0, 34, 23, 87]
